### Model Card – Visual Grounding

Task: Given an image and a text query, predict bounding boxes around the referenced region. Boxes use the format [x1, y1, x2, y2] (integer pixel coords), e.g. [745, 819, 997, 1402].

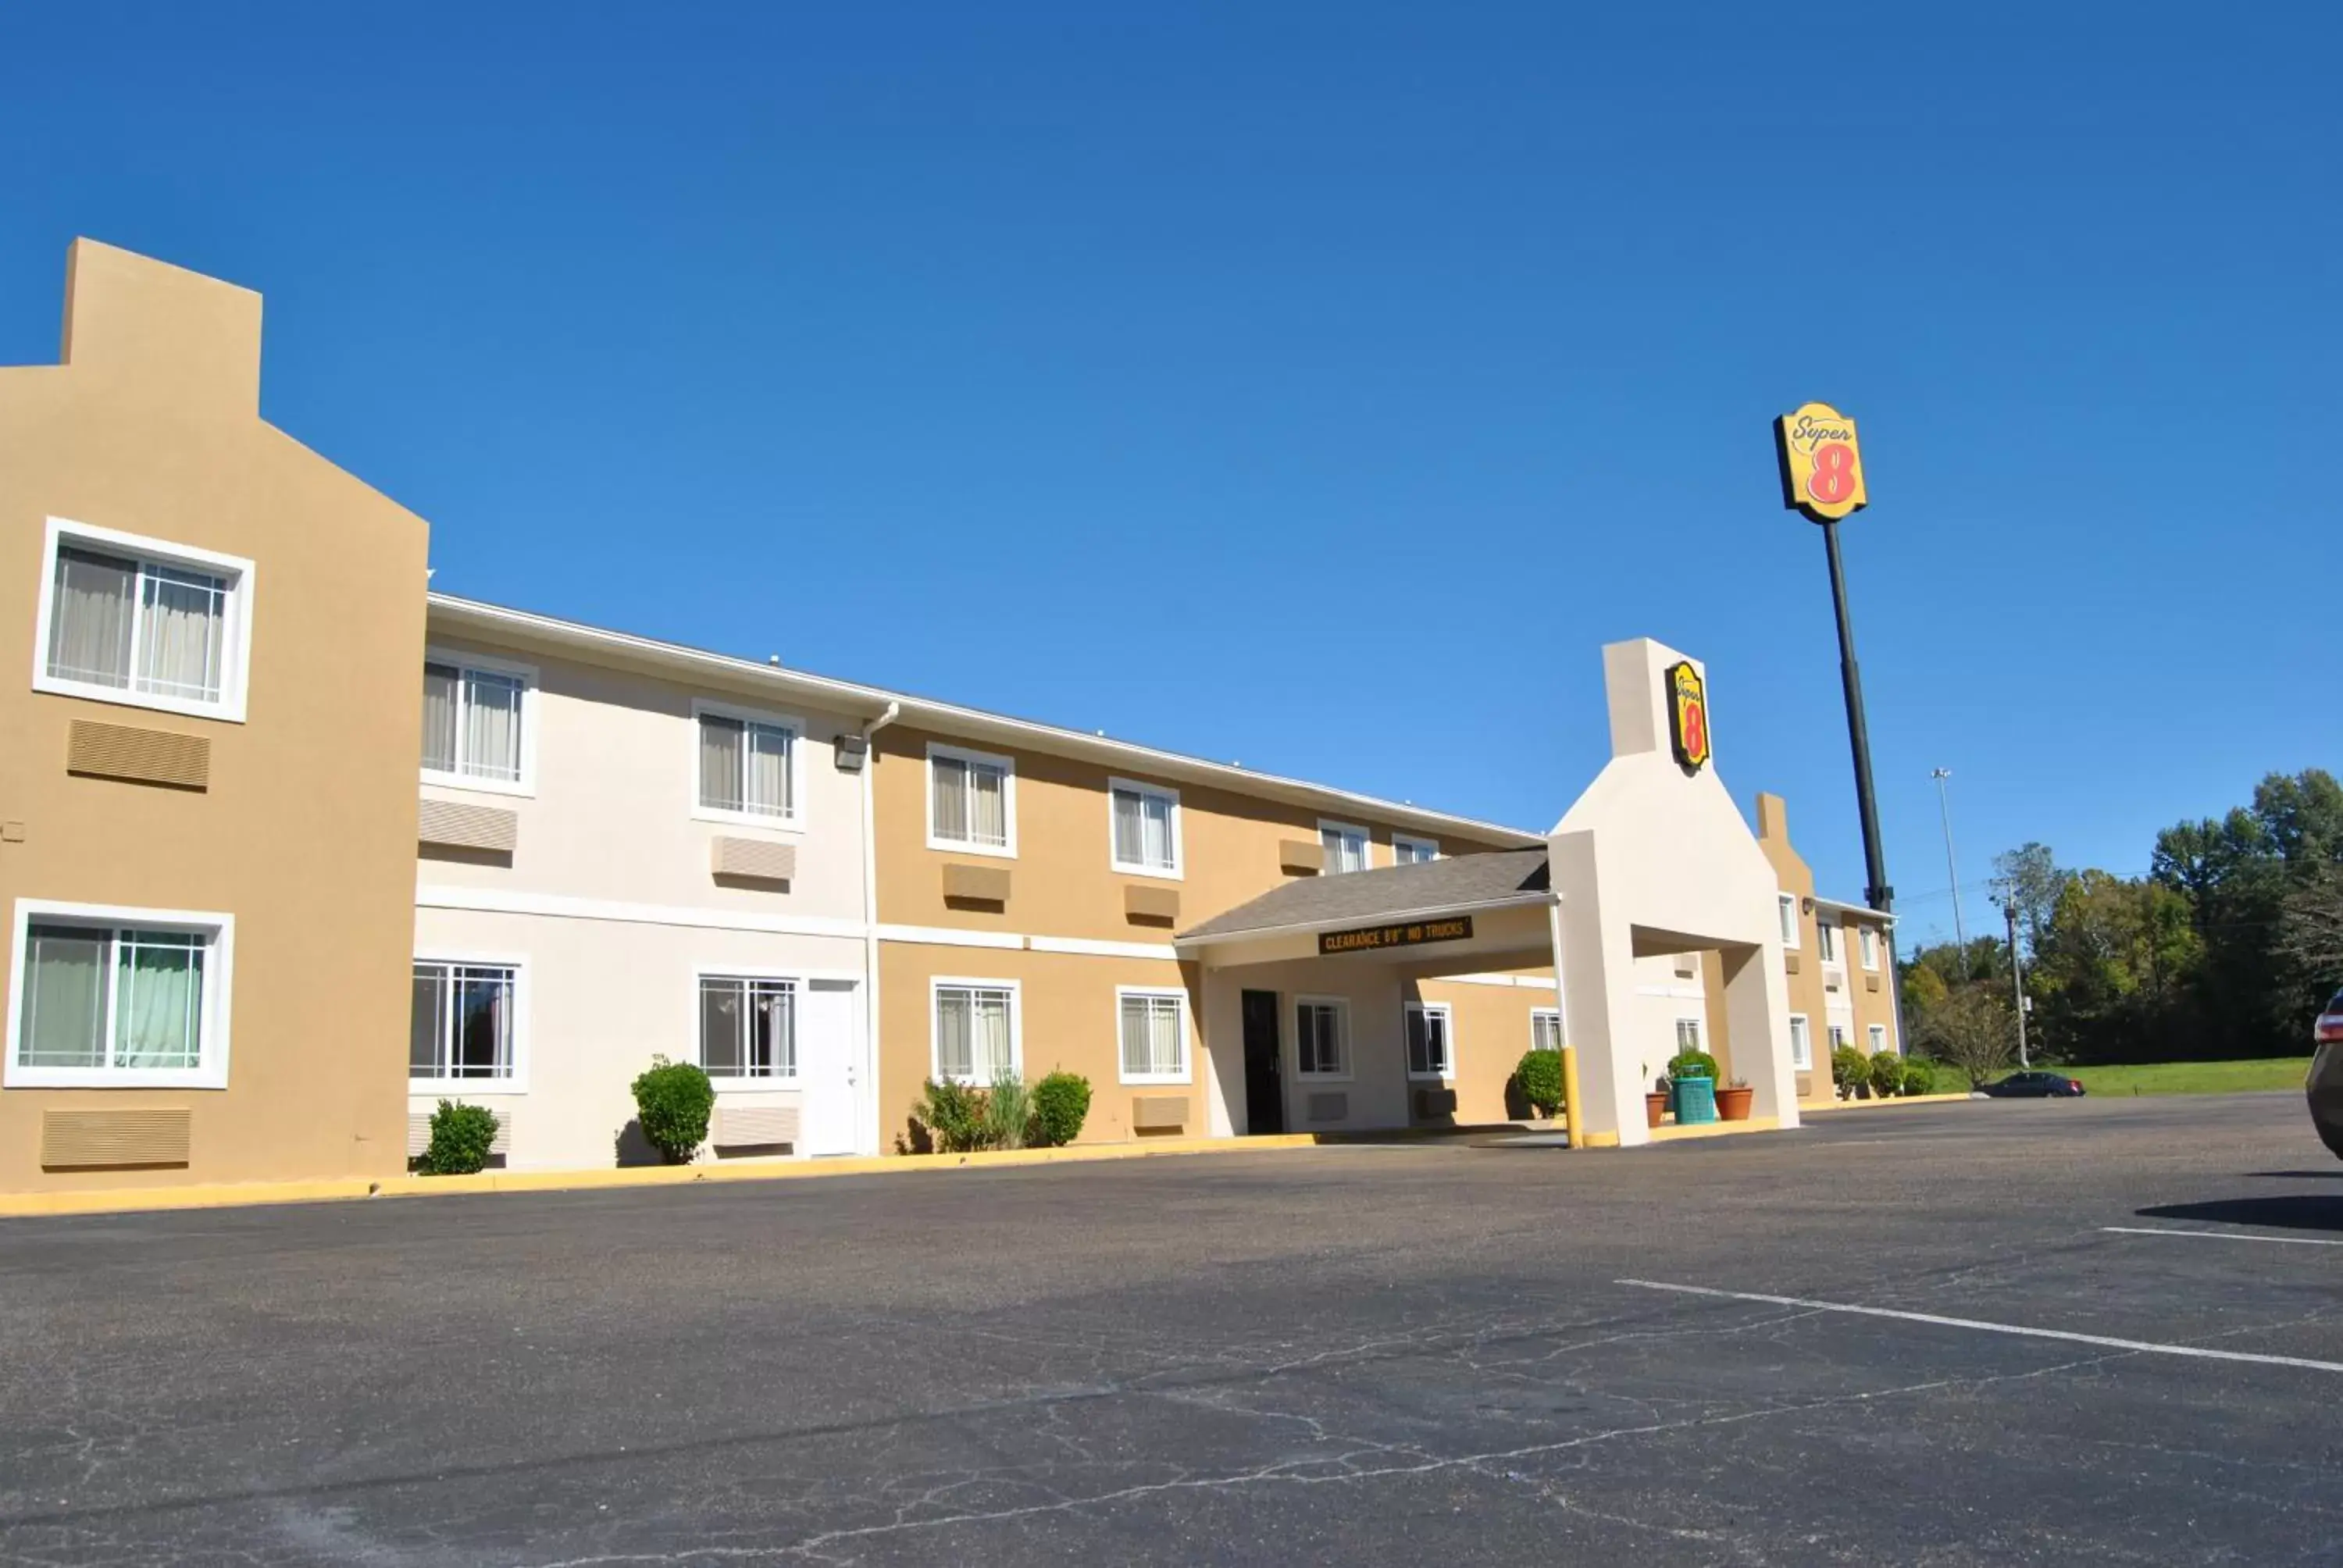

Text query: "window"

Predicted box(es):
[699, 975, 797, 1082]
[1296, 997, 1348, 1076]
[1868, 1023, 1890, 1056]
[1817, 921, 1840, 965]
[1530, 1009, 1563, 1053]
[1859, 925, 1881, 971]
[409, 959, 519, 1087]
[1319, 821, 1369, 875]
[8, 902, 232, 1089]
[1404, 1002, 1453, 1079]
[421, 654, 533, 790]
[1778, 893, 1799, 949]
[1393, 834, 1439, 866]
[697, 704, 800, 823]
[1118, 988, 1188, 1083]
[1788, 1014, 1812, 1071]
[33, 519, 253, 722]
[1674, 1017, 1704, 1053]
[1828, 1023, 1848, 1052]
[929, 745, 1015, 855]
[933, 981, 1018, 1083]
[1108, 779, 1181, 877]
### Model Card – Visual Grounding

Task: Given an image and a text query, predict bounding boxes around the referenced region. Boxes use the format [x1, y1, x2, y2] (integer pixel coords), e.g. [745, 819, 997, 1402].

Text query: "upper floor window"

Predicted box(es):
[697, 704, 800, 825]
[7, 901, 233, 1089]
[34, 519, 253, 723]
[1109, 779, 1181, 877]
[409, 957, 520, 1088]
[1404, 1001, 1453, 1080]
[1296, 996, 1349, 1077]
[929, 744, 1015, 856]
[700, 975, 797, 1081]
[1530, 1009, 1563, 1053]
[1393, 834, 1439, 866]
[1118, 987, 1189, 1084]
[1777, 893, 1799, 949]
[1859, 925, 1881, 971]
[1817, 921, 1841, 966]
[421, 652, 533, 793]
[1319, 821, 1370, 875]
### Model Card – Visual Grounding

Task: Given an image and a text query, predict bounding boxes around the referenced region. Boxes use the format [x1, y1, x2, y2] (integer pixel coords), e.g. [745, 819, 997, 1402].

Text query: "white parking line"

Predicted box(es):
[2101, 1225, 2343, 1248]
[1616, 1279, 2343, 1374]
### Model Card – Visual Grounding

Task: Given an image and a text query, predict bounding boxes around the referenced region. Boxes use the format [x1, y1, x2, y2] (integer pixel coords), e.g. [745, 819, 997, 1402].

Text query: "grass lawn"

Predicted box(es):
[2057, 1059, 2314, 1097]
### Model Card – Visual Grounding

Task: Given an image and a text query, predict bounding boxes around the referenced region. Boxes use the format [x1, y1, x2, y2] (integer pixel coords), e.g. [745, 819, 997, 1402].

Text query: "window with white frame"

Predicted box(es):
[1828, 1022, 1848, 1052]
[34, 520, 252, 722]
[1404, 1002, 1453, 1079]
[1319, 821, 1369, 875]
[933, 982, 1016, 1083]
[1530, 1009, 1563, 1053]
[697, 708, 798, 822]
[1296, 997, 1347, 1076]
[1118, 988, 1187, 1082]
[9, 905, 230, 1088]
[929, 746, 1013, 853]
[1675, 1017, 1704, 1054]
[1109, 779, 1181, 876]
[1778, 893, 1799, 948]
[421, 657, 530, 787]
[1817, 920, 1840, 966]
[1868, 1023, 1890, 1055]
[409, 960, 518, 1084]
[1393, 834, 1439, 866]
[699, 975, 797, 1081]
[1788, 1014, 1813, 1071]
[1859, 925, 1881, 971]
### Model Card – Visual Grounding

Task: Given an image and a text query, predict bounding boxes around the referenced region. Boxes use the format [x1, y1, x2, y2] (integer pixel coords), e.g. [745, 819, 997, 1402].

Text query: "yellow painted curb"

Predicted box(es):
[1803, 1092, 1975, 1114]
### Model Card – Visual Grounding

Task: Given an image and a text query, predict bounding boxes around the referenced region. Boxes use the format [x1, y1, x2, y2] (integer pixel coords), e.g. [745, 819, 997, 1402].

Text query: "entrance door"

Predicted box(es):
[1240, 989, 1286, 1135]
[797, 979, 864, 1156]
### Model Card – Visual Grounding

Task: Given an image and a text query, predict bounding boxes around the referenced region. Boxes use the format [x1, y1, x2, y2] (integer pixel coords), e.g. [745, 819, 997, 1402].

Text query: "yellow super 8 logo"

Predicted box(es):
[1776, 401, 1868, 522]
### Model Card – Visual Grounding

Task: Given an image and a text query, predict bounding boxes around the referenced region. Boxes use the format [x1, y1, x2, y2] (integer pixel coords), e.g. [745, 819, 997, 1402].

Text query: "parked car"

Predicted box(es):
[1980, 1070, 2086, 1098]
[2308, 987, 2343, 1158]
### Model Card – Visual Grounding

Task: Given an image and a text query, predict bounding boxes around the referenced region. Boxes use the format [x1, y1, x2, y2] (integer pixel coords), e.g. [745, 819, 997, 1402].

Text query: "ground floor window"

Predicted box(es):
[1296, 997, 1348, 1077]
[1868, 1023, 1890, 1055]
[411, 960, 518, 1085]
[1530, 1009, 1562, 1053]
[934, 981, 1016, 1084]
[1118, 988, 1187, 1083]
[1404, 1001, 1453, 1079]
[1828, 1022, 1848, 1054]
[700, 975, 797, 1081]
[1788, 1014, 1813, 1071]
[10, 907, 227, 1087]
[1674, 1017, 1704, 1055]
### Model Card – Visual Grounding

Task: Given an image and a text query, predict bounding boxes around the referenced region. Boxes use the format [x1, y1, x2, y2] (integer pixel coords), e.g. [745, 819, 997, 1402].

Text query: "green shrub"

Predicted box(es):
[1867, 1050, 1906, 1096]
[1831, 1043, 1870, 1092]
[1666, 1049, 1719, 1082]
[631, 1056, 715, 1164]
[914, 1078, 989, 1153]
[1512, 1049, 1565, 1117]
[983, 1071, 1033, 1151]
[419, 1099, 500, 1175]
[1029, 1071, 1093, 1146]
[1900, 1057, 1938, 1096]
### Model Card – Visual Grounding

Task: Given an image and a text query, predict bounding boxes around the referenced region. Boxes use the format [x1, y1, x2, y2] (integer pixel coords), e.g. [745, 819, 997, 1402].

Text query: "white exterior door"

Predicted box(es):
[797, 979, 864, 1156]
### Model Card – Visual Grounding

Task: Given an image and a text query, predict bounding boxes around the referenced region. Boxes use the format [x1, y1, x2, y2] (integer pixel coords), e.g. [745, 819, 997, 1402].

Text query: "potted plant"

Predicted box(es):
[1642, 1061, 1668, 1128]
[1714, 1077, 1754, 1121]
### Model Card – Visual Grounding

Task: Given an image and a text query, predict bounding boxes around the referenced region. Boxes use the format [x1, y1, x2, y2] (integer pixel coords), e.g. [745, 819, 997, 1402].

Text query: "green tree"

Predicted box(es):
[1992, 842, 2067, 960]
[2028, 871, 2200, 1064]
[1917, 983, 2018, 1087]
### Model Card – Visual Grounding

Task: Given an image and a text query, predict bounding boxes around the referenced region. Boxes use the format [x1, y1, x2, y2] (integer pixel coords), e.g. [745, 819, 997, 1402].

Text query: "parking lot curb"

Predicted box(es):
[1803, 1092, 1976, 1113]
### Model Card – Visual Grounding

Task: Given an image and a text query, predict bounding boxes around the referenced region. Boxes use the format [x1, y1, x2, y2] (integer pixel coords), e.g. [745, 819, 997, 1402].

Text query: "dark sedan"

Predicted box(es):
[2308, 988, 2343, 1158]
[1981, 1070, 2087, 1098]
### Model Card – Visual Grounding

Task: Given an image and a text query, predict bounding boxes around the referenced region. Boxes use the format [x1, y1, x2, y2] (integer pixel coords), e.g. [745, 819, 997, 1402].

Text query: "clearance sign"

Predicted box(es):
[1319, 916, 1475, 956]
[1775, 401, 1868, 522]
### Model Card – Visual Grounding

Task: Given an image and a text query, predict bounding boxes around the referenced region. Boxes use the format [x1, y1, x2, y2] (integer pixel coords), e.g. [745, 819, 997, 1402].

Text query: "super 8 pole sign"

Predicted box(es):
[1775, 401, 1868, 522]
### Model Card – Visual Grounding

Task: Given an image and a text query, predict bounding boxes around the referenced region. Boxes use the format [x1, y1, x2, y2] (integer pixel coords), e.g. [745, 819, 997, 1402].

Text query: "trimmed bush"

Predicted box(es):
[1900, 1057, 1938, 1096]
[1867, 1050, 1907, 1096]
[1512, 1049, 1565, 1117]
[914, 1078, 988, 1153]
[632, 1056, 715, 1164]
[983, 1071, 1033, 1151]
[419, 1099, 499, 1175]
[1831, 1043, 1870, 1093]
[1029, 1071, 1093, 1147]
[1666, 1049, 1720, 1083]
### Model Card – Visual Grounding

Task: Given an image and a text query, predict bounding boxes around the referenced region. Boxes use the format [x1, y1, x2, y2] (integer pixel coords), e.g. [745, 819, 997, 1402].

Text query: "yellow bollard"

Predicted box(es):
[1560, 1044, 1584, 1150]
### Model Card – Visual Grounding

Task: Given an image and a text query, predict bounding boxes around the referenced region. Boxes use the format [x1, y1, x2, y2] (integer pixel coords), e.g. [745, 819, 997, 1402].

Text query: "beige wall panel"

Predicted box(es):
[1414, 976, 1560, 1124]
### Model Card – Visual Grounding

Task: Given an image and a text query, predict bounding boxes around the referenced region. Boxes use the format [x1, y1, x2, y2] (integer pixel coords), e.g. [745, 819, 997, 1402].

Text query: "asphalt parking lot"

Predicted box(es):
[2, 1092, 2338, 1566]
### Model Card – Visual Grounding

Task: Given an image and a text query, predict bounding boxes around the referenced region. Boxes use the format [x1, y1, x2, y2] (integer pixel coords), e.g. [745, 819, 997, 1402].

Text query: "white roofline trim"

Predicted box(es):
[1174, 891, 1560, 950]
[1811, 896, 1897, 925]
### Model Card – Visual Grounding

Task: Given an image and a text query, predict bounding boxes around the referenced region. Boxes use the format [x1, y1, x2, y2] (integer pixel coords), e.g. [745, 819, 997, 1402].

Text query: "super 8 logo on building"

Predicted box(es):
[1775, 401, 1868, 522]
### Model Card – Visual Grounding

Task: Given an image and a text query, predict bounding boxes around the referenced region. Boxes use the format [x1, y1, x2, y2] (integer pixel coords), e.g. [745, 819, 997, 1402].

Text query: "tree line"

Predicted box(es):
[1900, 769, 2343, 1076]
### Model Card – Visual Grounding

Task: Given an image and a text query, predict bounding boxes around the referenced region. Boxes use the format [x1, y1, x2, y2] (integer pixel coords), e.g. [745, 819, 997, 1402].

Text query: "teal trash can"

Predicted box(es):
[1671, 1074, 1717, 1125]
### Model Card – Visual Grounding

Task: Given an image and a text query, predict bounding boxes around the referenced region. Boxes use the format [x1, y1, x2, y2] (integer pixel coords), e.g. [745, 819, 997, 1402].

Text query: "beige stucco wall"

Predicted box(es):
[0, 241, 428, 1192]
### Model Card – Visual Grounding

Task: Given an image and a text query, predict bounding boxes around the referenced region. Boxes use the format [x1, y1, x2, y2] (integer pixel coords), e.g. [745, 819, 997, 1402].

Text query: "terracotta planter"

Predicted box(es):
[1715, 1085, 1755, 1121]
[1644, 1092, 1669, 1129]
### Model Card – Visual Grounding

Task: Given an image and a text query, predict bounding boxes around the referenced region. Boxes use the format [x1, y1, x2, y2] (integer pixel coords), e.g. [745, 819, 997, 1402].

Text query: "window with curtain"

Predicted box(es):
[1296, 1000, 1346, 1076]
[1320, 824, 1368, 875]
[1788, 1015, 1813, 1070]
[1531, 1010, 1563, 1053]
[1404, 1003, 1453, 1078]
[699, 714, 797, 819]
[409, 960, 516, 1082]
[16, 922, 212, 1078]
[699, 976, 796, 1079]
[1110, 782, 1179, 874]
[1859, 926, 1881, 970]
[1828, 1023, 1847, 1052]
[420, 661, 526, 784]
[934, 984, 1015, 1083]
[1675, 1017, 1704, 1054]
[1777, 894, 1799, 947]
[1118, 990, 1186, 1081]
[1393, 836, 1438, 866]
[45, 543, 234, 708]
[930, 750, 1011, 850]
[1817, 921, 1840, 964]
[1868, 1024, 1890, 1055]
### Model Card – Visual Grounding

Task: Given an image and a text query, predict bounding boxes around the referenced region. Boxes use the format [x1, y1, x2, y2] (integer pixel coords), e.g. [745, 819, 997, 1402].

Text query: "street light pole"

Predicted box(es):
[1931, 767, 1967, 957]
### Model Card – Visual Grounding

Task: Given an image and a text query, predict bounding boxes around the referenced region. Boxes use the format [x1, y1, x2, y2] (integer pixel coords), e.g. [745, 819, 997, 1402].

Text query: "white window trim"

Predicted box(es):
[419, 647, 540, 798]
[1859, 925, 1881, 971]
[1674, 1016, 1705, 1054]
[1787, 1013, 1813, 1071]
[1293, 992, 1353, 1082]
[408, 949, 530, 1096]
[925, 742, 1018, 859]
[691, 963, 806, 1091]
[1114, 985, 1191, 1085]
[1392, 833, 1439, 865]
[1777, 893, 1800, 950]
[1106, 776, 1183, 881]
[1403, 1000, 1455, 1082]
[1529, 1007, 1563, 1052]
[929, 975, 1022, 1085]
[30, 516, 256, 725]
[690, 698, 808, 832]
[1868, 1022, 1892, 1055]
[1817, 919, 1842, 969]
[1317, 819, 1373, 875]
[5, 898, 235, 1089]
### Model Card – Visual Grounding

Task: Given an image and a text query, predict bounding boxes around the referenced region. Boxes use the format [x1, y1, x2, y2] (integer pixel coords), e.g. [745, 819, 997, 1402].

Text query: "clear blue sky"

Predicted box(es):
[5, 5, 2335, 946]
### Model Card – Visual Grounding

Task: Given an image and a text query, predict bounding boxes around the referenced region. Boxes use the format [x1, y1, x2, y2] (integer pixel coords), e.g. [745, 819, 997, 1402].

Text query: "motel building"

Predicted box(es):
[1, 242, 1900, 1197]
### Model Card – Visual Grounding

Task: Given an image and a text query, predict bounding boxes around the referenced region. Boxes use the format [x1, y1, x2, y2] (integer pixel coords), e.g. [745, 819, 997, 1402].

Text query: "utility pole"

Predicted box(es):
[1931, 768, 1967, 957]
[2002, 896, 2030, 1069]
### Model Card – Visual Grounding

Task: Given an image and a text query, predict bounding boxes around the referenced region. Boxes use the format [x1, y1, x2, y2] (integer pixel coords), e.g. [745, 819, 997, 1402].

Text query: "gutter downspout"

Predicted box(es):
[858, 701, 900, 1155]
